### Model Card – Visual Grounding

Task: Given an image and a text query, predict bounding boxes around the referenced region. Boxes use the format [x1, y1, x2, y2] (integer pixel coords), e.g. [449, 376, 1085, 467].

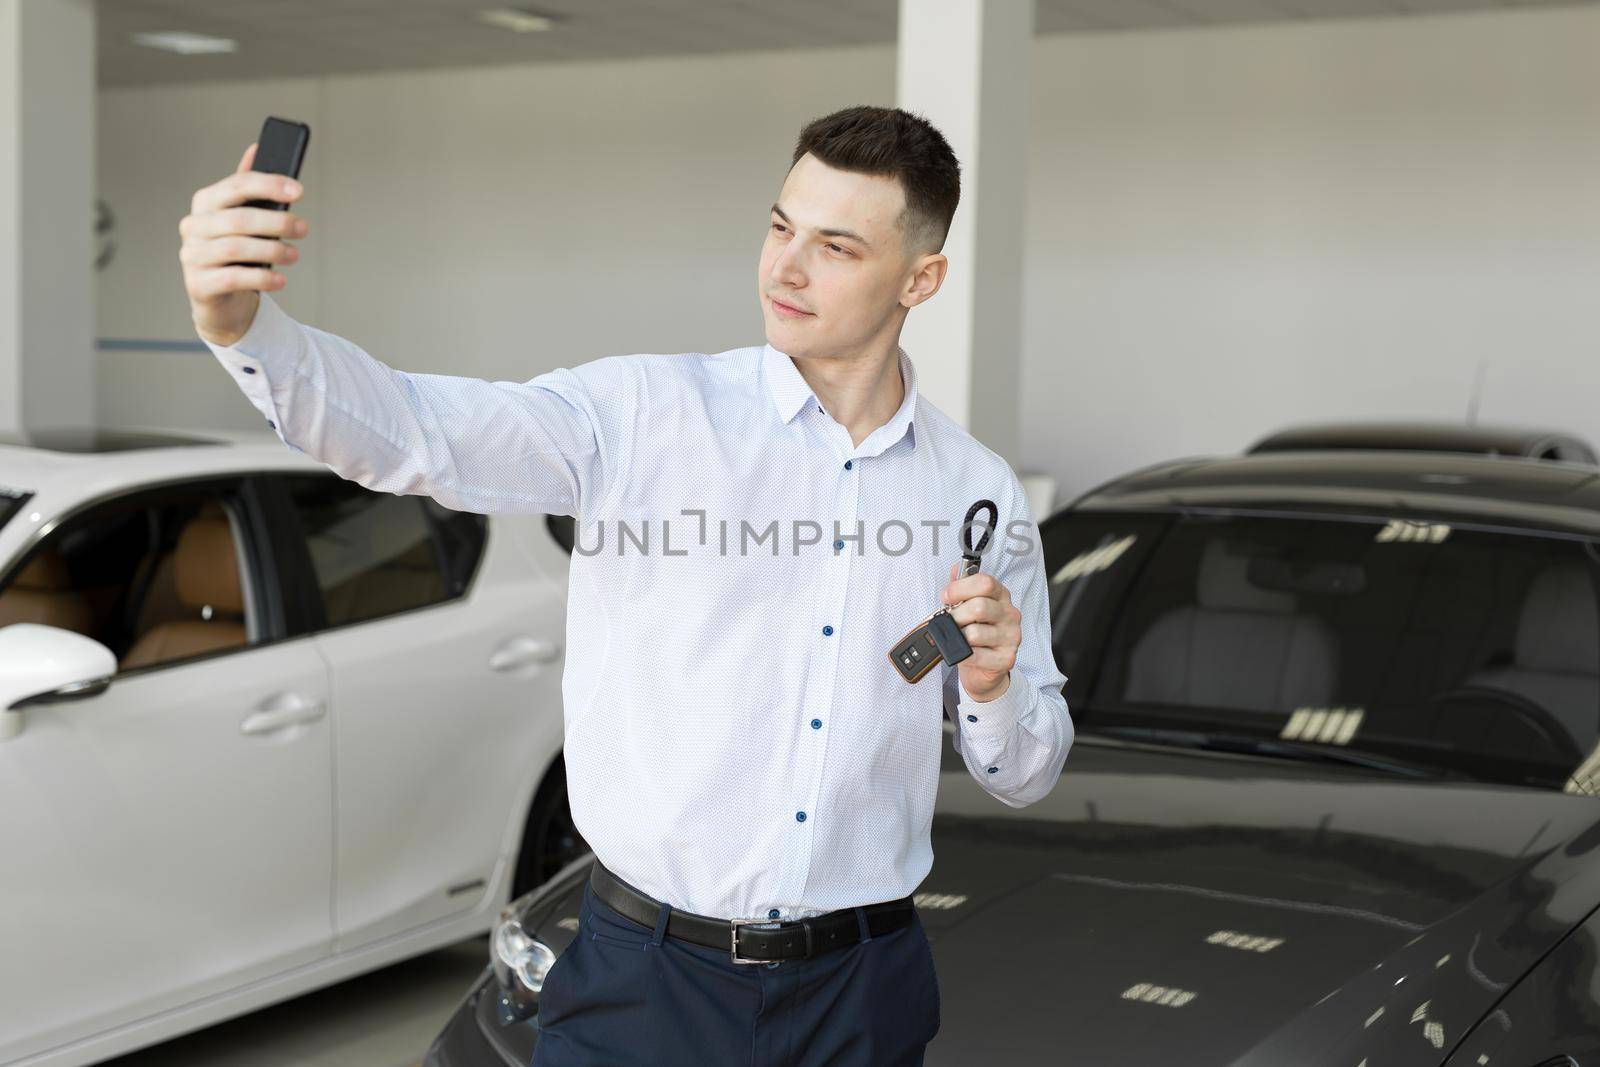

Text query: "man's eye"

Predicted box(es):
[771, 223, 788, 234]
[827, 244, 850, 255]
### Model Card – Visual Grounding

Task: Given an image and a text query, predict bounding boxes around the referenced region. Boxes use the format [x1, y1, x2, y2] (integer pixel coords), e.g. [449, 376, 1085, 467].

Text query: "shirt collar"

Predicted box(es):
[762, 343, 920, 454]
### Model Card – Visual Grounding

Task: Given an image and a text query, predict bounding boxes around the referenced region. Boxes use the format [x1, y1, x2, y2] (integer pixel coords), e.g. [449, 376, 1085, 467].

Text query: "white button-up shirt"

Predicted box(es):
[205, 292, 1073, 921]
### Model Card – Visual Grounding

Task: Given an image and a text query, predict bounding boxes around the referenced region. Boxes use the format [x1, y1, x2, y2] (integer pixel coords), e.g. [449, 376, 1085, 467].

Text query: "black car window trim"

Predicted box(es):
[0, 487, 33, 535]
[270, 472, 490, 639]
[0, 474, 292, 677]
[546, 513, 576, 556]
[421, 502, 457, 593]
[419, 496, 492, 599]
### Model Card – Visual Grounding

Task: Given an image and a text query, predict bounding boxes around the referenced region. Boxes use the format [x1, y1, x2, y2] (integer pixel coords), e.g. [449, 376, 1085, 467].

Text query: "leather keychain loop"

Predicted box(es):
[959, 499, 999, 576]
[886, 498, 1000, 682]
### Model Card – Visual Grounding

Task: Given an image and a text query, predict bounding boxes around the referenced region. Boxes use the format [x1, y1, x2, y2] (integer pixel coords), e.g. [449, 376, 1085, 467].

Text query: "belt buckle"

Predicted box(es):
[729, 918, 772, 965]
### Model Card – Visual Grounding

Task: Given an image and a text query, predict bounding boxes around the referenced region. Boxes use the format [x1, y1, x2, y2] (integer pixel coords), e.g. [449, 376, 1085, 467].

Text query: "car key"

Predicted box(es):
[928, 501, 996, 663]
[888, 615, 944, 683]
[887, 500, 997, 683]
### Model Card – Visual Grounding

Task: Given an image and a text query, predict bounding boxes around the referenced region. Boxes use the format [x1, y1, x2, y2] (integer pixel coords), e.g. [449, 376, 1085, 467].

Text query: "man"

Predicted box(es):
[179, 105, 1072, 1066]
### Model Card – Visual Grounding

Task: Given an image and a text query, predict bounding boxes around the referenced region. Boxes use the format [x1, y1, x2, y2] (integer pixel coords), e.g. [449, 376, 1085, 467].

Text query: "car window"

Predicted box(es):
[1040, 510, 1169, 700]
[0, 482, 260, 673]
[1046, 509, 1600, 790]
[282, 476, 486, 629]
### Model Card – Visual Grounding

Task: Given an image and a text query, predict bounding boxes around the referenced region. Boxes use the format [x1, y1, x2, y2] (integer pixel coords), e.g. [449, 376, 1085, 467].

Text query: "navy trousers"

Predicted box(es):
[530, 880, 941, 1067]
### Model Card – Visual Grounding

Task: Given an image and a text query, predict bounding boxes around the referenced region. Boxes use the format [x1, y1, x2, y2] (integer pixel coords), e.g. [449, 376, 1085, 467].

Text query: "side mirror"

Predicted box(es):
[0, 623, 117, 740]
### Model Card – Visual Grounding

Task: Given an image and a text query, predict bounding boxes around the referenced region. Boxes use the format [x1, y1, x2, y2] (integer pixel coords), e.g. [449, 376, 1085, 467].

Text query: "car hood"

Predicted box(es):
[919, 737, 1600, 1066]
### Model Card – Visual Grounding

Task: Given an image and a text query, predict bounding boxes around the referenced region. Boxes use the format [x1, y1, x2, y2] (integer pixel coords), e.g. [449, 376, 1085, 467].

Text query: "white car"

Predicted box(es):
[0, 426, 583, 1067]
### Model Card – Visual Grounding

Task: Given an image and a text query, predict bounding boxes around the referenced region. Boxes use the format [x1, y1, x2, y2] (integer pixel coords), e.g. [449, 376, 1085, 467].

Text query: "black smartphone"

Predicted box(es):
[235, 116, 310, 270]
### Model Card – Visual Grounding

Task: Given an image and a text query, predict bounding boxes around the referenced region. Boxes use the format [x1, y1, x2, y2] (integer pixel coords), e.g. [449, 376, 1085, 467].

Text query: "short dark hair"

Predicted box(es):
[790, 106, 961, 255]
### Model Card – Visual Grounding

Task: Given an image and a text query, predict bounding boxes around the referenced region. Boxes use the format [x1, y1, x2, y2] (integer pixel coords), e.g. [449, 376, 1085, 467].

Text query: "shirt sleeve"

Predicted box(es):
[201, 291, 643, 518]
[942, 474, 1074, 807]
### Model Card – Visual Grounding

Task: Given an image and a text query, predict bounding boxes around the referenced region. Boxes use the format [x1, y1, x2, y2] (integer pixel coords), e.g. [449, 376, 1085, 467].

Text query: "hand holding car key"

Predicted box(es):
[888, 500, 1000, 684]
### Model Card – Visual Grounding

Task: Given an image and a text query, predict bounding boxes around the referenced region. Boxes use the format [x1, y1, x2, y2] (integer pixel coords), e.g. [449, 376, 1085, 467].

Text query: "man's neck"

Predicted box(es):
[791, 338, 905, 449]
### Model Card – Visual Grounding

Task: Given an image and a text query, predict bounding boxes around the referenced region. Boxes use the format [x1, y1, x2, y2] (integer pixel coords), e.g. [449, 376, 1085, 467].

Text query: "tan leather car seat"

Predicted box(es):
[119, 509, 247, 670]
[0, 549, 96, 634]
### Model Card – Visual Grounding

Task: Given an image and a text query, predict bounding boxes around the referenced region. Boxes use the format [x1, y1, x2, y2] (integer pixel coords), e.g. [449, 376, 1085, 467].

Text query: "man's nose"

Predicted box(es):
[769, 244, 807, 289]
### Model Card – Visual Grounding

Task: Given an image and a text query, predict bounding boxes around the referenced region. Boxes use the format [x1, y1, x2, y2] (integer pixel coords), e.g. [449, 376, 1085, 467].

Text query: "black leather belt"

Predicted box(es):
[588, 860, 916, 965]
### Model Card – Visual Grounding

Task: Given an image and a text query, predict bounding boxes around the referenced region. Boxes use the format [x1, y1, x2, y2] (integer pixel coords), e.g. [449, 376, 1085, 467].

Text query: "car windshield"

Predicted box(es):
[0, 486, 30, 535]
[1042, 509, 1600, 791]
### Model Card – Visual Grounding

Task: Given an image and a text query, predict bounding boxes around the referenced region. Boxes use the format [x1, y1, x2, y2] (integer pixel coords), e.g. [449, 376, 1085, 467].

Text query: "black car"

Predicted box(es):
[427, 439, 1600, 1066]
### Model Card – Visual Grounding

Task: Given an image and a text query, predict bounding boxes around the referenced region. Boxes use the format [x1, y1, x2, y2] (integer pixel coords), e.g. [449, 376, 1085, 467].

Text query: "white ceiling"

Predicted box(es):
[97, 0, 1598, 88]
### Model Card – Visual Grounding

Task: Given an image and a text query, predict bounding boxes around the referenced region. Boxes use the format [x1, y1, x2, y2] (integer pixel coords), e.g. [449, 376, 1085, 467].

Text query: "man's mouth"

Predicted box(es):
[770, 296, 814, 318]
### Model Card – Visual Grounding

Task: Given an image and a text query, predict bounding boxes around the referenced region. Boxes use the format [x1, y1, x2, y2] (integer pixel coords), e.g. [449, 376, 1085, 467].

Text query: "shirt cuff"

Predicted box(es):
[202, 290, 305, 376]
[201, 292, 306, 440]
[956, 671, 1027, 745]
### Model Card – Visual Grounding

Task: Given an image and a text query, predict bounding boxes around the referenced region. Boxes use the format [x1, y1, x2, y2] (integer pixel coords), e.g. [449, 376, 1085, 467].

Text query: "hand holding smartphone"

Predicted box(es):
[179, 116, 312, 347]
[233, 116, 310, 268]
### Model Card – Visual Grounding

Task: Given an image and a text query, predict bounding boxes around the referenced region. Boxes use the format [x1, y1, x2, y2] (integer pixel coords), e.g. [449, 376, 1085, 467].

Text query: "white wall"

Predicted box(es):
[4, 0, 95, 435]
[95, 45, 890, 434]
[1025, 5, 1600, 502]
[96, 4, 1600, 503]
[97, 76, 325, 434]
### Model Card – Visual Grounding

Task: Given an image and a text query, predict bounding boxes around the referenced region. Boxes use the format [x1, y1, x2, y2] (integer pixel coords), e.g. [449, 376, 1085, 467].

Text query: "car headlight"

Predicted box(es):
[485, 853, 593, 1022]
[490, 913, 559, 1018]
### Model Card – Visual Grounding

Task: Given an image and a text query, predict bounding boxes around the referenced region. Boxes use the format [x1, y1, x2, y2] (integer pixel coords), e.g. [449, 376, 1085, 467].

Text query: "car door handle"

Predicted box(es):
[241, 694, 327, 736]
[489, 636, 562, 672]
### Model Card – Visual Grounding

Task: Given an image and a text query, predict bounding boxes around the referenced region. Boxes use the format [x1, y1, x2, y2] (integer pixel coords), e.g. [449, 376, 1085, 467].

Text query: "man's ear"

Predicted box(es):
[902, 253, 948, 309]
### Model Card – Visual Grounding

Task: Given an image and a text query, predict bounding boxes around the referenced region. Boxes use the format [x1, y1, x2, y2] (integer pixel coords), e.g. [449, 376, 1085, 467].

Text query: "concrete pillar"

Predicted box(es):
[0, 0, 97, 437]
[896, 0, 1034, 479]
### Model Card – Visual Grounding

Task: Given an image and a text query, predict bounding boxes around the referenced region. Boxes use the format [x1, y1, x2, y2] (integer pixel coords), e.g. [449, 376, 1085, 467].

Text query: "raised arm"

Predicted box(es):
[179, 143, 639, 517]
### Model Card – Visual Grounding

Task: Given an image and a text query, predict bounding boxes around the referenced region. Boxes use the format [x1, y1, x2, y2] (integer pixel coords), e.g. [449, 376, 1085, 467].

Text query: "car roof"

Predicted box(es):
[1071, 449, 1600, 537]
[0, 426, 326, 499]
[1247, 420, 1599, 465]
[0, 427, 227, 454]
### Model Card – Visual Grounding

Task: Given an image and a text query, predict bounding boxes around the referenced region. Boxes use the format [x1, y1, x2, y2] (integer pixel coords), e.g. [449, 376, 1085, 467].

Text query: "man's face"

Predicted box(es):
[758, 153, 923, 361]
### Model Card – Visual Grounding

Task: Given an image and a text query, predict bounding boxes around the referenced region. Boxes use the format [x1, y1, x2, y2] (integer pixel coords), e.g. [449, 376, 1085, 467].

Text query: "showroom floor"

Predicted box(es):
[102, 936, 489, 1067]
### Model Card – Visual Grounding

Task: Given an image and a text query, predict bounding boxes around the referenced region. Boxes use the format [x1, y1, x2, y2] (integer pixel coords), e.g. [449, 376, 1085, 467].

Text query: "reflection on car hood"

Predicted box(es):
[920, 738, 1600, 1066]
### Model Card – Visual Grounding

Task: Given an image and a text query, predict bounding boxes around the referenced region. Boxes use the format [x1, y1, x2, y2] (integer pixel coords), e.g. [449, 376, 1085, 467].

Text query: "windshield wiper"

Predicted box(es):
[1088, 724, 1449, 779]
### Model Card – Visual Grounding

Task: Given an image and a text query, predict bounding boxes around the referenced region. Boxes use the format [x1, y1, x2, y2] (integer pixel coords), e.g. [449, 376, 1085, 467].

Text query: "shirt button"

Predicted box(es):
[966, 714, 977, 722]
[769, 908, 780, 919]
[833, 539, 844, 550]
[821, 625, 834, 636]
[987, 766, 999, 774]
[241, 365, 257, 374]
[811, 718, 822, 730]
[843, 459, 854, 470]
[796, 810, 807, 822]
[267, 420, 276, 429]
